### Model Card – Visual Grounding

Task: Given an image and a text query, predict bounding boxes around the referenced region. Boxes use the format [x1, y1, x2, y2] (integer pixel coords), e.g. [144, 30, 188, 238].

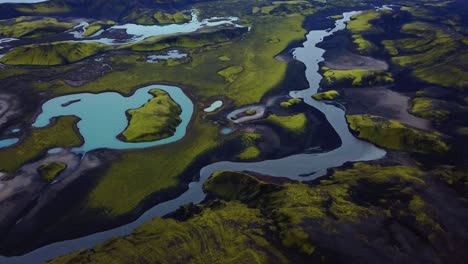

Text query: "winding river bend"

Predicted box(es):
[0, 10, 386, 264]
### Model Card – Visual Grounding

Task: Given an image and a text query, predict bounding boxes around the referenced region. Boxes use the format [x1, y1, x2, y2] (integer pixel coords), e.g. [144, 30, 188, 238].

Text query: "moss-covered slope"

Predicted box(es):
[346, 114, 449, 154]
[0, 16, 74, 38]
[50, 163, 468, 263]
[120, 89, 182, 143]
[0, 42, 107, 66]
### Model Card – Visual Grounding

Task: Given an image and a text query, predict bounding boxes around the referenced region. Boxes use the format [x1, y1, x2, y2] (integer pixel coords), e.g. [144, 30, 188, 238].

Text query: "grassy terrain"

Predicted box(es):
[121, 89, 182, 143]
[0, 116, 82, 172]
[346, 114, 449, 154]
[37, 162, 67, 182]
[382, 21, 468, 89]
[312, 90, 340, 100]
[279, 98, 302, 109]
[0, 17, 74, 38]
[15, 2, 70, 14]
[0, 42, 108, 66]
[410, 97, 451, 123]
[238, 132, 262, 160]
[50, 201, 288, 264]
[153, 11, 191, 24]
[266, 113, 307, 136]
[321, 66, 393, 87]
[346, 11, 386, 54]
[83, 20, 115, 37]
[217, 65, 244, 83]
[51, 161, 465, 262]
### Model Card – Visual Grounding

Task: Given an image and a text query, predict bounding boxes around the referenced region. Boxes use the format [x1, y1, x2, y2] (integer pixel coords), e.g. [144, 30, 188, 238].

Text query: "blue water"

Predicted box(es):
[33, 85, 193, 152]
[220, 128, 233, 135]
[0, 138, 19, 149]
[204, 100, 223, 112]
[73, 13, 241, 45]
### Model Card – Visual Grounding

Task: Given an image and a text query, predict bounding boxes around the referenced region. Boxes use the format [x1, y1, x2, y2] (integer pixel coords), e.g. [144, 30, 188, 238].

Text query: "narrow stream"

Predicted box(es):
[0, 10, 386, 264]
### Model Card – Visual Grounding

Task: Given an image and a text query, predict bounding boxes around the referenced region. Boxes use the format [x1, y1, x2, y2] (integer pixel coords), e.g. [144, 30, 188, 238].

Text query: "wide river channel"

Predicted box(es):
[0, 10, 386, 263]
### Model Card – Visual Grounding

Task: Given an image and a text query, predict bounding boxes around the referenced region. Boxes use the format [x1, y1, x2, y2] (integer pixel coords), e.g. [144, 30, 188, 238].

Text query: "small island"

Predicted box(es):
[120, 89, 182, 143]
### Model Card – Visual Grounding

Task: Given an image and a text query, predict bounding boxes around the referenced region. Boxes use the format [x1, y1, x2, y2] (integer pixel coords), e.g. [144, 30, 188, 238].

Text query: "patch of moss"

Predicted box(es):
[410, 97, 451, 123]
[204, 171, 280, 201]
[330, 14, 344, 19]
[0, 116, 82, 172]
[217, 65, 244, 82]
[37, 162, 67, 182]
[15, 2, 70, 14]
[312, 90, 340, 100]
[120, 89, 182, 143]
[346, 10, 387, 53]
[346, 114, 449, 154]
[266, 113, 307, 135]
[50, 201, 288, 264]
[218, 55, 231, 61]
[123, 8, 158, 25]
[153, 11, 191, 24]
[0, 17, 74, 38]
[322, 67, 393, 87]
[0, 42, 108, 66]
[257, 1, 314, 16]
[279, 98, 302, 109]
[238, 132, 262, 160]
[83, 20, 116, 37]
[382, 21, 467, 89]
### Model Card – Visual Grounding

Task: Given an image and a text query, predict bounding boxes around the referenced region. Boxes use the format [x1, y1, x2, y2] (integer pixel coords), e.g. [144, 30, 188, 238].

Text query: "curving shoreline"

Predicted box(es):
[0, 9, 386, 264]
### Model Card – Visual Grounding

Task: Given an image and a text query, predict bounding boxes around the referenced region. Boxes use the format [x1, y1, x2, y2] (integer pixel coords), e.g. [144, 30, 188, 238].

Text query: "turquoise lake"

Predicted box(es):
[33, 84, 193, 152]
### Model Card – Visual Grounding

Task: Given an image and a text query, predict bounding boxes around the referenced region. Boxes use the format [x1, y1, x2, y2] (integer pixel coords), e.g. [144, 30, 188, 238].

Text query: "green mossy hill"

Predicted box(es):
[83, 20, 115, 37]
[217, 65, 244, 83]
[204, 171, 281, 201]
[0, 17, 74, 38]
[280, 98, 302, 109]
[252, 1, 315, 16]
[321, 67, 394, 87]
[50, 161, 466, 262]
[122, 8, 159, 25]
[153, 11, 191, 24]
[346, 114, 449, 154]
[0, 42, 108, 66]
[201, 164, 451, 258]
[346, 10, 387, 54]
[238, 132, 262, 160]
[0, 116, 82, 172]
[312, 90, 340, 100]
[382, 21, 468, 89]
[266, 113, 307, 136]
[37, 162, 67, 182]
[123, 9, 191, 25]
[49, 201, 288, 264]
[410, 97, 464, 123]
[121, 89, 182, 143]
[15, 2, 70, 14]
[128, 27, 247, 52]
